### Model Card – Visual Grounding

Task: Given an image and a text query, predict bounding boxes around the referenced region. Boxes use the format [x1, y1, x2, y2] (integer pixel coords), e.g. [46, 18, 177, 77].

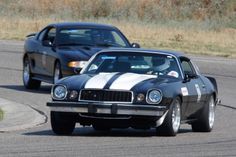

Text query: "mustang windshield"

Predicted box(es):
[57, 28, 129, 47]
[83, 52, 181, 79]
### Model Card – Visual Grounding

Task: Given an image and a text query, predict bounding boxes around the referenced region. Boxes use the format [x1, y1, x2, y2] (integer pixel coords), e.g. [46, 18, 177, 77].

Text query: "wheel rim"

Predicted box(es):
[54, 66, 60, 84]
[208, 96, 215, 129]
[172, 100, 181, 133]
[23, 61, 30, 84]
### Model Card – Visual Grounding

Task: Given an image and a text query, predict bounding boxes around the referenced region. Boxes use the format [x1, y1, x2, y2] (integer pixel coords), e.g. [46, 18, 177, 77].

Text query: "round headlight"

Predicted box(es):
[53, 85, 67, 100]
[147, 90, 162, 104]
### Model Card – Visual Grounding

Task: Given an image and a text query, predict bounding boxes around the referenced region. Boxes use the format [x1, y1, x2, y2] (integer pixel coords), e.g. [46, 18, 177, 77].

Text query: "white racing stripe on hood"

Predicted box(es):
[109, 73, 157, 90]
[84, 72, 118, 89]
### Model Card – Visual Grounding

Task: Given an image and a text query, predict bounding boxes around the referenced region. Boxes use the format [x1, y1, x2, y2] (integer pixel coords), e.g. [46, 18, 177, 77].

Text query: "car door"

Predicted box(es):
[191, 61, 208, 106]
[180, 58, 207, 117]
[38, 27, 57, 77]
[30, 28, 48, 75]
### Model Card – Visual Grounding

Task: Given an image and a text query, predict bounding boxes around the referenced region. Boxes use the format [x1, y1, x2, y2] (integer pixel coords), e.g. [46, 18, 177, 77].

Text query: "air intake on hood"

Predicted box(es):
[79, 89, 133, 103]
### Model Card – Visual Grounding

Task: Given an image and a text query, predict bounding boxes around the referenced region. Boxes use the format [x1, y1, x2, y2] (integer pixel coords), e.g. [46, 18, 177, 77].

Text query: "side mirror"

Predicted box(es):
[74, 67, 82, 74]
[131, 43, 140, 48]
[188, 73, 197, 79]
[42, 40, 53, 47]
[183, 73, 197, 82]
[183, 74, 190, 83]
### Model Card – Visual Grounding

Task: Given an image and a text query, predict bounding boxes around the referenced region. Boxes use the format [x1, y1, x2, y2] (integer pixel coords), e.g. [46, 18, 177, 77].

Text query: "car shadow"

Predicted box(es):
[0, 84, 51, 94]
[23, 127, 193, 137]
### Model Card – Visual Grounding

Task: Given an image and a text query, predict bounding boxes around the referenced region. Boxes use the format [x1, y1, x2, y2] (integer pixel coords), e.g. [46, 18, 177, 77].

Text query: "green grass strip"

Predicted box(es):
[0, 108, 4, 121]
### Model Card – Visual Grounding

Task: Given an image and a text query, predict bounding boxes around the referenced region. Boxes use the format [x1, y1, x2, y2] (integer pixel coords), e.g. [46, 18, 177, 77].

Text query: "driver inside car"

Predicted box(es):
[148, 56, 179, 78]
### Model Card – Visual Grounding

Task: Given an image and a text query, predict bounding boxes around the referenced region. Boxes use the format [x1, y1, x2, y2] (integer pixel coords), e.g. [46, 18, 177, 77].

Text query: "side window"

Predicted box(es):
[38, 27, 56, 43]
[45, 28, 56, 43]
[38, 29, 47, 41]
[181, 60, 195, 75]
[111, 31, 126, 47]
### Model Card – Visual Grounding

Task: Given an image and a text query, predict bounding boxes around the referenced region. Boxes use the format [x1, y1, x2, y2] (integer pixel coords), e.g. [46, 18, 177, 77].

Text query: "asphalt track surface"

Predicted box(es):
[0, 40, 236, 157]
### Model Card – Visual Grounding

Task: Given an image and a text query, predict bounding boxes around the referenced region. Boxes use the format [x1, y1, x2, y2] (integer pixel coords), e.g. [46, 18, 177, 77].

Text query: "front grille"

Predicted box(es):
[79, 89, 133, 103]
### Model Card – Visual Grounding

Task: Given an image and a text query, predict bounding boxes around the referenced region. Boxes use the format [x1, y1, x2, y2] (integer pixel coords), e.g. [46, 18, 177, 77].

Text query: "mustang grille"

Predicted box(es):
[79, 89, 133, 103]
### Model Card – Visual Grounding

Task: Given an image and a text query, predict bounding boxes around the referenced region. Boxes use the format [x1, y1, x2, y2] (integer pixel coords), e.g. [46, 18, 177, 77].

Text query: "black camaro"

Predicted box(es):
[47, 49, 219, 136]
[23, 22, 139, 89]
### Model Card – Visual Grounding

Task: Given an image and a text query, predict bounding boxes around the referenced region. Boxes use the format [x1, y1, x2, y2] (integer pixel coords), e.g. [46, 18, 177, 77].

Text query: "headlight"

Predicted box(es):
[147, 89, 162, 104]
[53, 85, 67, 100]
[68, 61, 87, 68]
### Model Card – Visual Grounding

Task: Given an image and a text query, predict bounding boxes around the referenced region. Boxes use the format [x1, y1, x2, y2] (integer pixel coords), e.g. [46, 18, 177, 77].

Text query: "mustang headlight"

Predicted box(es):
[68, 61, 87, 68]
[53, 85, 67, 100]
[147, 89, 162, 104]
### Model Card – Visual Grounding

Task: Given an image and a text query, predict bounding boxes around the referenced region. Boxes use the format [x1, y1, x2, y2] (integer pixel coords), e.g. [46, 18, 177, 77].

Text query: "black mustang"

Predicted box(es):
[23, 22, 139, 89]
[47, 49, 219, 136]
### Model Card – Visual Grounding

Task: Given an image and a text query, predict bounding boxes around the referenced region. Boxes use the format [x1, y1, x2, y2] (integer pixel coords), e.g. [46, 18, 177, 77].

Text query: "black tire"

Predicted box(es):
[23, 57, 41, 89]
[53, 62, 62, 84]
[156, 97, 181, 136]
[191, 95, 215, 132]
[51, 111, 76, 135]
[92, 124, 111, 131]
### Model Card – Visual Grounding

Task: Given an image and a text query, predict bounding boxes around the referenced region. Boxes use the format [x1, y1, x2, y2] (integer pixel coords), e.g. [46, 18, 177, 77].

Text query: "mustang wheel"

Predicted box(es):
[23, 57, 41, 89]
[191, 95, 215, 132]
[54, 62, 62, 84]
[51, 111, 76, 135]
[156, 97, 181, 136]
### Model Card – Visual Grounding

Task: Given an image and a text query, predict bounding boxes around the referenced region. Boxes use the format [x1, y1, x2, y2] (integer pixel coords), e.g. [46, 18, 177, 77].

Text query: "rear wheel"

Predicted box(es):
[191, 95, 215, 132]
[156, 97, 181, 136]
[51, 111, 76, 135]
[23, 57, 41, 89]
[54, 62, 62, 84]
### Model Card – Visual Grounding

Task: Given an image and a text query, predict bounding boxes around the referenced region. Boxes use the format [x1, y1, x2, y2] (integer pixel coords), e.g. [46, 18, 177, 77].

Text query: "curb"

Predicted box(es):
[0, 98, 47, 132]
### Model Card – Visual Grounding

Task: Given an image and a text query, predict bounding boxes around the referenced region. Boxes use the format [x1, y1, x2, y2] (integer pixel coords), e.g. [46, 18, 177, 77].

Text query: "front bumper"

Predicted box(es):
[47, 101, 167, 117]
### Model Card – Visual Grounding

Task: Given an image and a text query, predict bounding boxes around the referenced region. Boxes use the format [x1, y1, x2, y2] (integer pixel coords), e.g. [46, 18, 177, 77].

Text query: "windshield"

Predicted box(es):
[83, 52, 181, 79]
[57, 28, 129, 47]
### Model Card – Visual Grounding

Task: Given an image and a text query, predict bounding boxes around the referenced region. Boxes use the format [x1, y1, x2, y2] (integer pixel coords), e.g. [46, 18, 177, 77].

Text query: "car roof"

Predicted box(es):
[48, 22, 118, 30]
[98, 48, 185, 58]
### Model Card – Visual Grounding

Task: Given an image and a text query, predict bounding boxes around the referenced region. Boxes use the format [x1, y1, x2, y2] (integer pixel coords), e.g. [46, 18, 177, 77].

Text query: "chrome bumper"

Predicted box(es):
[47, 101, 167, 117]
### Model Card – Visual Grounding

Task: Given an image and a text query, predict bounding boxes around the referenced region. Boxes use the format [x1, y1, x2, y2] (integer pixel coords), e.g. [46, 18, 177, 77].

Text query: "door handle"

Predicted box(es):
[202, 85, 206, 88]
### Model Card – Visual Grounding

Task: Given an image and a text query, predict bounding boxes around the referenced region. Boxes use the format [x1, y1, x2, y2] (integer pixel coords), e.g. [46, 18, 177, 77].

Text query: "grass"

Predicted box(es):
[0, 0, 235, 57]
[0, 108, 3, 121]
[0, 17, 235, 57]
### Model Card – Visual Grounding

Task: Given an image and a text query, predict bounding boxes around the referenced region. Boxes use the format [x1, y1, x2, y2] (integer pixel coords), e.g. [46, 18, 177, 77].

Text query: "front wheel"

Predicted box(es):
[191, 95, 215, 132]
[51, 111, 76, 135]
[156, 97, 181, 136]
[23, 57, 41, 89]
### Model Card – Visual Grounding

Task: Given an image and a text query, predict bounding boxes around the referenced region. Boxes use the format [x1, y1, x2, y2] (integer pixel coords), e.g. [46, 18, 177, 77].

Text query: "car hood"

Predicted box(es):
[59, 72, 179, 92]
[57, 46, 104, 61]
